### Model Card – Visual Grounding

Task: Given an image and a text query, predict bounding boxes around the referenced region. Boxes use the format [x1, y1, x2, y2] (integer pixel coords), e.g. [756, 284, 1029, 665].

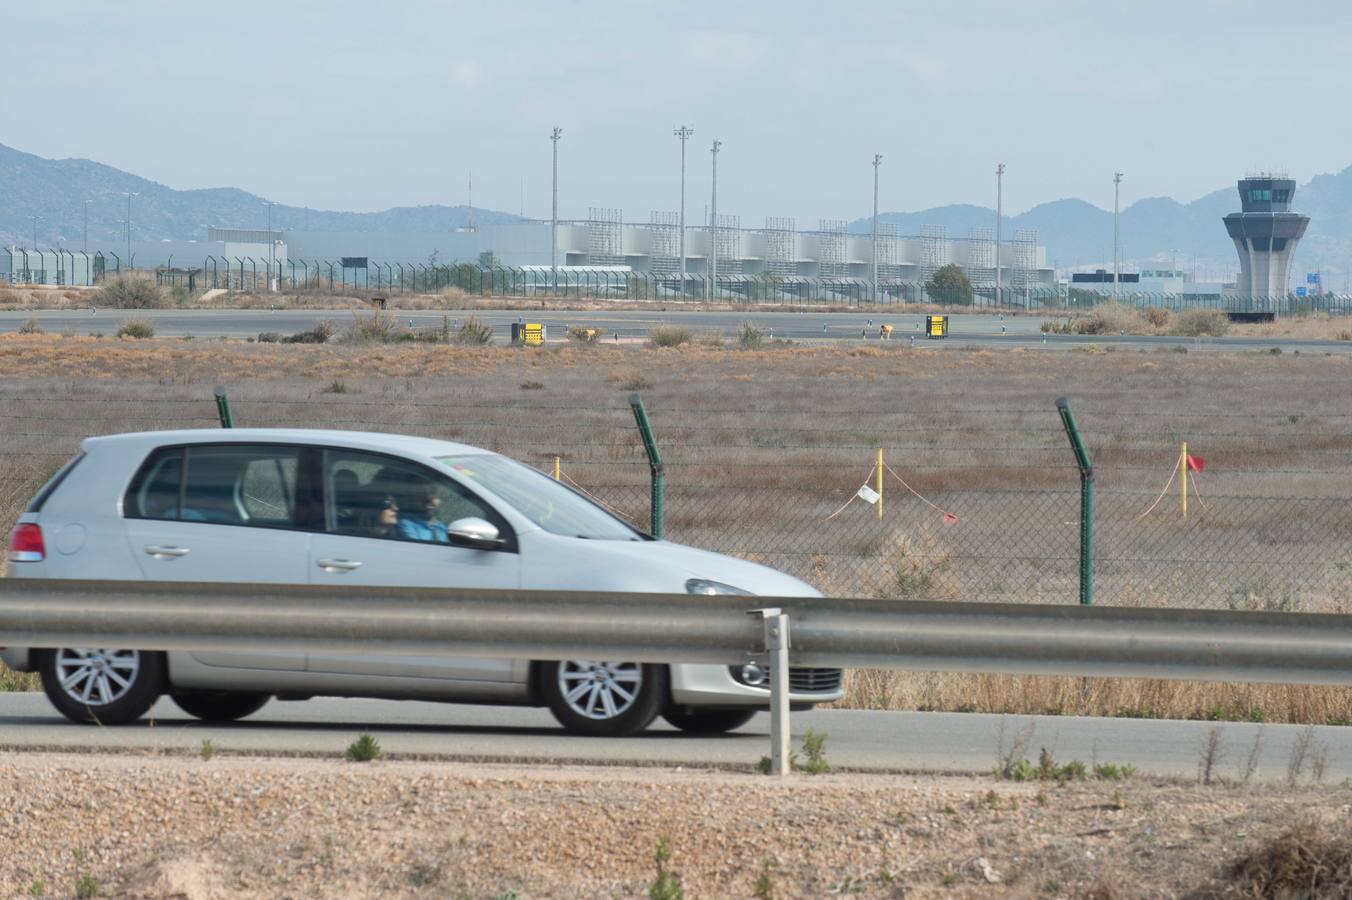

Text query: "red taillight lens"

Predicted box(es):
[8, 524, 45, 562]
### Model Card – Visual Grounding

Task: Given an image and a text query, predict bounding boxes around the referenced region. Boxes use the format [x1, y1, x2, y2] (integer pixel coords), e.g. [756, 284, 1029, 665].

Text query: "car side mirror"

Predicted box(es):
[447, 517, 503, 549]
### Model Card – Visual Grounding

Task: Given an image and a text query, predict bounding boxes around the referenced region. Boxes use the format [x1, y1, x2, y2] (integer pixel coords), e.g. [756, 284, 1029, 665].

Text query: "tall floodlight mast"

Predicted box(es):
[674, 125, 693, 297]
[994, 164, 1005, 307]
[122, 191, 138, 269]
[709, 140, 721, 300]
[872, 154, 882, 303]
[1113, 172, 1123, 300]
[550, 127, 562, 294]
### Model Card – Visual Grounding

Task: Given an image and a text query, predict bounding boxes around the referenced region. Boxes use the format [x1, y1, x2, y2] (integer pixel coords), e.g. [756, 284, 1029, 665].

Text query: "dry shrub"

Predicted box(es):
[18, 318, 42, 334]
[0, 663, 38, 691]
[649, 325, 692, 347]
[606, 367, 652, 391]
[568, 326, 600, 344]
[339, 310, 405, 343]
[866, 528, 959, 600]
[1171, 308, 1231, 337]
[1225, 821, 1352, 898]
[95, 273, 170, 309]
[282, 319, 336, 344]
[456, 317, 493, 345]
[1071, 302, 1147, 335]
[0, 287, 22, 304]
[1144, 307, 1171, 327]
[116, 317, 155, 339]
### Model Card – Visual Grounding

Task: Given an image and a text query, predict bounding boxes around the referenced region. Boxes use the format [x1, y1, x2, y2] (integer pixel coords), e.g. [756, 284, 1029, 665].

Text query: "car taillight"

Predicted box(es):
[8, 524, 45, 562]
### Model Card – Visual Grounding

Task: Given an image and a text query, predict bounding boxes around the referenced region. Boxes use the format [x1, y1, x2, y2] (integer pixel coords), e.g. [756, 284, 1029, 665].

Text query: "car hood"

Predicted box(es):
[521, 533, 822, 598]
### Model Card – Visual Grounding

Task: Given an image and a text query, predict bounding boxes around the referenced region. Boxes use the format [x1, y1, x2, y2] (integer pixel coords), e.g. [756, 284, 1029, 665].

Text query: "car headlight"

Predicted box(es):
[685, 578, 753, 596]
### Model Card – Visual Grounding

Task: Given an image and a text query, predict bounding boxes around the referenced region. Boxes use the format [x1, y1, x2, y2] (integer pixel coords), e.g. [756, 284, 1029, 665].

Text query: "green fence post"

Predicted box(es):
[214, 386, 234, 428]
[1055, 398, 1092, 604]
[628, 393, 664, 539]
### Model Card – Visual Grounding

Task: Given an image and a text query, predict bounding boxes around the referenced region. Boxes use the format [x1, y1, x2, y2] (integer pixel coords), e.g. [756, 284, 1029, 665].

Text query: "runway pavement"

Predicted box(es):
[1, 307, 1346, 353]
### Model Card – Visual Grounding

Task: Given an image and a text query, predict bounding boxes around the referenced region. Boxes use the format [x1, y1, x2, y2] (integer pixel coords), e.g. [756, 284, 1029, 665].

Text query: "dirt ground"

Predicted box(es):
[1, 751, 1348, 899]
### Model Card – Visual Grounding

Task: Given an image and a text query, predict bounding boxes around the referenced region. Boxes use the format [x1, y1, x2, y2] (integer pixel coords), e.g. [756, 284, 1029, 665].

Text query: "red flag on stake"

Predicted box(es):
[943, 512, 959, 526]
[1186, 454, 1205, 473]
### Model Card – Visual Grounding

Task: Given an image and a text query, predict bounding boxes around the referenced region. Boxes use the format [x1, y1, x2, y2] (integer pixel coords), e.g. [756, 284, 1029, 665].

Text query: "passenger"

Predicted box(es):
[395, 482, 448, 543]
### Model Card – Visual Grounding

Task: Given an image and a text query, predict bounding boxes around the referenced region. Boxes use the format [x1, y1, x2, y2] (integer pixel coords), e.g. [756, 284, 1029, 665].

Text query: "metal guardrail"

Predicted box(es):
[4, 578, 1352, 774]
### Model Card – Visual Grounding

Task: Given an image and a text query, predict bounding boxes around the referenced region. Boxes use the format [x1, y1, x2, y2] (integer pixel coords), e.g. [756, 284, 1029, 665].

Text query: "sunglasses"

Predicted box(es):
[381, 497, 399, 510]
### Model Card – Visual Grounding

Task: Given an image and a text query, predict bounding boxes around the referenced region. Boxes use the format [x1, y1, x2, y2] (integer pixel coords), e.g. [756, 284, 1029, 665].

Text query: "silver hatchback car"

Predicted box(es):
[3, 429, 842, 736]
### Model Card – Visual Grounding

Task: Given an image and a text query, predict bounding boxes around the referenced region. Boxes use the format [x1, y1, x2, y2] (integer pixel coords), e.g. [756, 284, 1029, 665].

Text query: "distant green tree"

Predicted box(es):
[927, 264, 973, 306]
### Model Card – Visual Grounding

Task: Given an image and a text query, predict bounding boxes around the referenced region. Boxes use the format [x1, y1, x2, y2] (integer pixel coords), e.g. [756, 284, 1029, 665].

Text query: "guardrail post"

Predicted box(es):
[1055, 398, 1093, 605]
[628, 393, 664, 539]
[750, 607, 791, 776]
[214, 386, 234, 428]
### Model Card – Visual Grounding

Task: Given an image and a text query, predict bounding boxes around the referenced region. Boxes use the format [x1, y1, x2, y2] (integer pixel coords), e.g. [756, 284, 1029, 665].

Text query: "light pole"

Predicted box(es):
[872, 153, 882, 303]
[265, 201, 276, 291]
[82, 200, 88, 253]
[122, 191, 138, 270]
[550, 127, 562, 295]
[28, 215, 40, 249]
[995, 164, 1005, 307]
[709, 140, 721, 300]
[1113, 172, 1123, 300]
[674, 125, 693, 297]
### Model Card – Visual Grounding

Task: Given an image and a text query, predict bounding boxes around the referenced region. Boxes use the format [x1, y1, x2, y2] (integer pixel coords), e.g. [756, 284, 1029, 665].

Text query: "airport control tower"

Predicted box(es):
[1222, 175, 1309, 299]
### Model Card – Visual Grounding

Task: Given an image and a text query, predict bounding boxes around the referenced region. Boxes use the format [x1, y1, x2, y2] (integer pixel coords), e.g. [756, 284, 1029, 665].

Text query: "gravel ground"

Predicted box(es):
[2, 752, 1350, 898]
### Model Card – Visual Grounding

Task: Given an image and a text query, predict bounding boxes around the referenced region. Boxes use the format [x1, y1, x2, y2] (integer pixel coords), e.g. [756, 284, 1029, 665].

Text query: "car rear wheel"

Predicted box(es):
[661, 707, 757, 734]
[38, 648, 165, 725]
[171, 691, 271, 722]
[541, 660, 667, 737]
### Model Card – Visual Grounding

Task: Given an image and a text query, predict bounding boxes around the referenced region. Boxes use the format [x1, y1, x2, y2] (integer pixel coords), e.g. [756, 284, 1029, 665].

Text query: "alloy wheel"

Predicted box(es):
[556, 661, 643, 720]
[54, 648, 141, 707]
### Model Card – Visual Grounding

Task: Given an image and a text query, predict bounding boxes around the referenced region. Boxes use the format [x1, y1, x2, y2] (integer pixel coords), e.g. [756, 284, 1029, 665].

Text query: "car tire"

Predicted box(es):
[171, 691, 271, 722]
[661, 707, 757, 734]
[37, 648, 165, 725]
[541, 660, 667, 737]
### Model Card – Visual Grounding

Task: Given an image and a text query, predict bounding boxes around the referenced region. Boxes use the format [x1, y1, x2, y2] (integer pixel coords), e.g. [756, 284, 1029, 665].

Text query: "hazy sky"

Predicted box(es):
[7, 1, 1351, 222]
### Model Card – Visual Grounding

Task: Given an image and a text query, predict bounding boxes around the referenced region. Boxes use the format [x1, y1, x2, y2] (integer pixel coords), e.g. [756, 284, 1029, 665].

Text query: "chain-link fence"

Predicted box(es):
[2, 389, 1349, 615]
[140, 257, 1352, 313]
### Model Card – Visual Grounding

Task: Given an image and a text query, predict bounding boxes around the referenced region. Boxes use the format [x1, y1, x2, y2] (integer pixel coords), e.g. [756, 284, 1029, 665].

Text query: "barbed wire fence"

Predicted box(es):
[2, 388, 1350, 614]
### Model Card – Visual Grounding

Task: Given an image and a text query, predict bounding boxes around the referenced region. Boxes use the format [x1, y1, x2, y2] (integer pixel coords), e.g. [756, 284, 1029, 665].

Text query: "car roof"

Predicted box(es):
[80, 428, 490, 460]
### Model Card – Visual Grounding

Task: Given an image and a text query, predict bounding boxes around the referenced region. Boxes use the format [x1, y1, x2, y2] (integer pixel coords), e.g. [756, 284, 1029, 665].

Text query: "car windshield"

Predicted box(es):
[438, 454, 642, 541]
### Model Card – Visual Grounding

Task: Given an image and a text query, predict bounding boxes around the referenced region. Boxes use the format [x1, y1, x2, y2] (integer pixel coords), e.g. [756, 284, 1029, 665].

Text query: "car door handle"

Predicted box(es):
[316, 558, 362, 573]
[144, 545, 190, 559]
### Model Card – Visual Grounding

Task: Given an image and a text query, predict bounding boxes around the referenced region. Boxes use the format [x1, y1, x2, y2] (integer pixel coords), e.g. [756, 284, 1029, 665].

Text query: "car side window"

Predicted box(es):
[124, 445, 301, 529]
[322, 449, 502, 545]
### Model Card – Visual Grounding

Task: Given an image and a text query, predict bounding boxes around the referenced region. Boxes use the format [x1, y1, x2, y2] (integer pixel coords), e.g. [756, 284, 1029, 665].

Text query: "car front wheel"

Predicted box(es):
[661, 707, 757, 734]
[38, 648, 164, 725]
[541, 660, 667, 737]
[171, 691, 271, 722]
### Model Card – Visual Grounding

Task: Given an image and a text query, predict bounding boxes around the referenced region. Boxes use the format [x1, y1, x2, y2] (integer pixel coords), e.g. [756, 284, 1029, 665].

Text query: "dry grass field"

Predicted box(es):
[1, 333, 1350, 723]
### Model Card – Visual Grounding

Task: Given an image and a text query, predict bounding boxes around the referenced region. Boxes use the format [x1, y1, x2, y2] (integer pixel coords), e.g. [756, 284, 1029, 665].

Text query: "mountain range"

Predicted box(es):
[0, 142, 521, 250]
[4, 141, 1352, 279]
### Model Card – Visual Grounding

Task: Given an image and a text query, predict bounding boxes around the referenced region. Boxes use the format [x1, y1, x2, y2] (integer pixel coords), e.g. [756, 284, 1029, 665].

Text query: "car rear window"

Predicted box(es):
[124, 445, 301, 528]
[25, 451, 86, 513]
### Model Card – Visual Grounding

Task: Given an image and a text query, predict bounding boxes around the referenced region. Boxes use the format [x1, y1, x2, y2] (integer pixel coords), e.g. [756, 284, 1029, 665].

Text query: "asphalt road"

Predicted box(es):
[1, 693, 1347, 780]
[1, 307, 1347, 353]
